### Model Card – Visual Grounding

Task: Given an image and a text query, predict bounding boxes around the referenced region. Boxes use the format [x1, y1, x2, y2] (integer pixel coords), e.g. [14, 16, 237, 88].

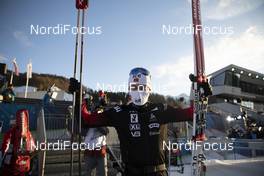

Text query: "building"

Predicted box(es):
[14, 86, 38, 93]
[14, 86, 73, 101]
[208, 64, 264, 113]
[206, 64, 264, 137]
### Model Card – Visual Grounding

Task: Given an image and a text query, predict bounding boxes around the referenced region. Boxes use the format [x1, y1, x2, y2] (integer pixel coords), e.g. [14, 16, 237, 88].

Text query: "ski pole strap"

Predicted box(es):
[76, 0, 88, 9]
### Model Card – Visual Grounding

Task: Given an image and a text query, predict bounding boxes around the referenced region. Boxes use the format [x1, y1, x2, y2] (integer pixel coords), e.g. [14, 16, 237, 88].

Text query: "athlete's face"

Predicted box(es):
[128, 68, 152, 106]
[129, 83, 151, 106]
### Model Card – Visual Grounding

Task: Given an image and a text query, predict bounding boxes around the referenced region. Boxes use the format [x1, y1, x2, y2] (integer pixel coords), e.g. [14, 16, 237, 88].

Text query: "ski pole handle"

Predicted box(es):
[76, 0, 88, 9]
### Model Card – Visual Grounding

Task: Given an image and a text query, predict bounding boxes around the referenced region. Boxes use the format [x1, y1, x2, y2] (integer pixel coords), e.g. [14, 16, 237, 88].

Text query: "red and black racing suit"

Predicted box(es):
[82, 102, 193, 176]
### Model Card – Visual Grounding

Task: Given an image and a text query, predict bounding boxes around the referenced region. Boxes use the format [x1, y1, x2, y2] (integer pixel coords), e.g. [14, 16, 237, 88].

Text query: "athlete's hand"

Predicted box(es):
[68, 78, 80, 94]
[201, 81, 212, 97]
[189, 74, 212, 97]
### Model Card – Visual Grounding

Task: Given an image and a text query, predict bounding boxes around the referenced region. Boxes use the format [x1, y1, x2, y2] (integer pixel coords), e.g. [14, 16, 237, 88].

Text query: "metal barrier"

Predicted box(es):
[218, 138, 264, 160]
[37, 108, 47, 176]
[43, 111, 71, 142]
[107, 144, 123, 175]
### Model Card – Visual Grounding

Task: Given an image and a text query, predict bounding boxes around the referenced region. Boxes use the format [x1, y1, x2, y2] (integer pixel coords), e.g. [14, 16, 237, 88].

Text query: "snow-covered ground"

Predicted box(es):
[169, 157, 264, 176]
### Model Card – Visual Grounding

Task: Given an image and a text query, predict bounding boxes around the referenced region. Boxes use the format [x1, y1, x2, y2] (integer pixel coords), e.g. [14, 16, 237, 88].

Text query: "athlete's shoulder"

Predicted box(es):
[147, 102, 166, 111]
[110, 104, 129, 113]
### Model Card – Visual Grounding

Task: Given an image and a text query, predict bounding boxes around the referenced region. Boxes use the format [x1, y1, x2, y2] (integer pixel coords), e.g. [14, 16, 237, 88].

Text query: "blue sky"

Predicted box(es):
[0, 0, 264, 96]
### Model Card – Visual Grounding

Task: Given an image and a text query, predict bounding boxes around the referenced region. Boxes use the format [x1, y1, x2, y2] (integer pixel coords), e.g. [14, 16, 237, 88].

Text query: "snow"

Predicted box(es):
[168, 157, 264, 176]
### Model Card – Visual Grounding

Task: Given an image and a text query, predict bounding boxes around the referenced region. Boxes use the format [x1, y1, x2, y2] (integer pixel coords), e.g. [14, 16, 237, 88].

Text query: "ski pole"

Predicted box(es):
[70, 8, 81, 176]
[78, 8, 86, 176]
[191, 0, 208, 176]
[73, 1, 88, 175]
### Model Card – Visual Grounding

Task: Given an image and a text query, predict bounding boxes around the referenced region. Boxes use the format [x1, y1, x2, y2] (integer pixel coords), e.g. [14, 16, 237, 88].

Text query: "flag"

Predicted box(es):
[27, 62, 32, 79]
[76, 0, 88, 9]
[12, 58, 19, 76]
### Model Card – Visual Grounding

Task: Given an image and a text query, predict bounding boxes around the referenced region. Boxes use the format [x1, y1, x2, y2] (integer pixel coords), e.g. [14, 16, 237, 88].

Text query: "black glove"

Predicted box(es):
[200, 81, 212, 97]
[189, 74, 212, 97]
[68, 78, 80, 94]
[189, 74, 196, 82]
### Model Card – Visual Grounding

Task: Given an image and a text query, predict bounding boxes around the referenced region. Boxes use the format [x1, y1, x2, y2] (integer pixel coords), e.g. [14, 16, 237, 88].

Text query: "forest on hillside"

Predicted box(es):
[5, 71, 187, 105]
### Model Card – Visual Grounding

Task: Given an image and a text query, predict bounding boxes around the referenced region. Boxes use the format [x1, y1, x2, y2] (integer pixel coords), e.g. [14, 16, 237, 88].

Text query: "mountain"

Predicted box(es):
[6, 71, 70, 91]
[4, 70, 184, 105]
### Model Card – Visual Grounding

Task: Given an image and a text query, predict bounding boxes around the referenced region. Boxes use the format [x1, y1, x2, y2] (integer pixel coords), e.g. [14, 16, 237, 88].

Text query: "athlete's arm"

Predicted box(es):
[158, 104, 193, 124]
[82, 101, 113, 127]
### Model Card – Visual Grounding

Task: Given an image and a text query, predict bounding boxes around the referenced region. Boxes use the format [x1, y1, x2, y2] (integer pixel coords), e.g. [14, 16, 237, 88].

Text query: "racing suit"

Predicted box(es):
[82, 102, 193, 176]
